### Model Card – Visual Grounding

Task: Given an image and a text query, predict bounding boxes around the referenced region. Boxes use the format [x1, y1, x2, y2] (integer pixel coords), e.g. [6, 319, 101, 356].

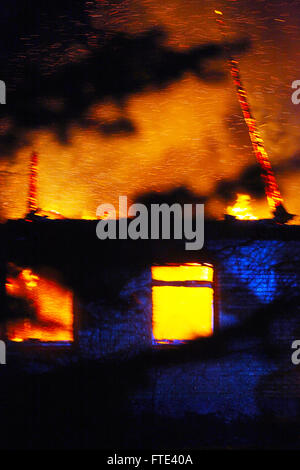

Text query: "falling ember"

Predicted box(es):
[27, 151, 38, 215]
[5, 268, 73, 343]
[152, 263, 214, 344]
[25, 151, 66, 220]
[227, 194, 258, 220]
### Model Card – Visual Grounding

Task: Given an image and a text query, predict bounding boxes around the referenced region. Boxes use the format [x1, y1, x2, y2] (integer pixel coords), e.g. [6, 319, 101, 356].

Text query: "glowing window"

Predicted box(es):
[152, 263, 214, 344]
[5, 265, 74, 344]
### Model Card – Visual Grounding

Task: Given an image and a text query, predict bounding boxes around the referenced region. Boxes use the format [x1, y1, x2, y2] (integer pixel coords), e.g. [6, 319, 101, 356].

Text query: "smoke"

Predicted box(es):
[0, 25, 250, 156]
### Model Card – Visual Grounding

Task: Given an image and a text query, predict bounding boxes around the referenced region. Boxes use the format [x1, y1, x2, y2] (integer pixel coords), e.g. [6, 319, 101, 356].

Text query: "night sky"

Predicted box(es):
[0, 0, 300, 221]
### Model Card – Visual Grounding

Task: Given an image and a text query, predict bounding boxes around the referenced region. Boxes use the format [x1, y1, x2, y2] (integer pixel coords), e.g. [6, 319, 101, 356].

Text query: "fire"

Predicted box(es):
[5, 268, 73, 343]
[152, 264, 213, 283]
[227, 194, 258, 220]
[20, 269, 39, 288]
[152, 263, 214, 343]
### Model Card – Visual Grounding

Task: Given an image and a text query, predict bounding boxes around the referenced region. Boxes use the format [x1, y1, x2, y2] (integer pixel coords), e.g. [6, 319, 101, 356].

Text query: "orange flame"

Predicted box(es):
[227, 194, 258, 220]
[6, 268, 73, 343]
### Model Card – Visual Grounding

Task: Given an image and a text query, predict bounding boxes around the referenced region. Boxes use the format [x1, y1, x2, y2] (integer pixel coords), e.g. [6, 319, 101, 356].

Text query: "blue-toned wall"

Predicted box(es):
[75, 238, 300, 429]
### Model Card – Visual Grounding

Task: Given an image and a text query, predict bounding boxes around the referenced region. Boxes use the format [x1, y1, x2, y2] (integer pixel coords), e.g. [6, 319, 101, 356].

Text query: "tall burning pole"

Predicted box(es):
[27, 151, 38, 215]
[215, 10, 292, 223]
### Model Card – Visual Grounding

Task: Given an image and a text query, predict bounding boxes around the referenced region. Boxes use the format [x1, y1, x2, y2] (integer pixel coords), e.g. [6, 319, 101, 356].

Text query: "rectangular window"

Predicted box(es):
[152, 263, 214, 344]
[5, 264, 73, 344]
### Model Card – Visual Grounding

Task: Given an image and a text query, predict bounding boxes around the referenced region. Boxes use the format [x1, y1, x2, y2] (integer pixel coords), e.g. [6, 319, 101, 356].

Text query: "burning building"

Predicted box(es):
[1, 2, 300, 452]
[1, 211, 300, 449]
